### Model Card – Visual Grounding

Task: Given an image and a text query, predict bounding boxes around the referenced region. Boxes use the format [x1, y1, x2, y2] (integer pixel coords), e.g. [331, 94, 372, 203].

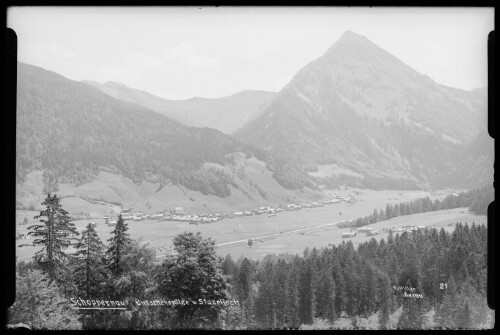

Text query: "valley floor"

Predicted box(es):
[16, 202, 485, 262]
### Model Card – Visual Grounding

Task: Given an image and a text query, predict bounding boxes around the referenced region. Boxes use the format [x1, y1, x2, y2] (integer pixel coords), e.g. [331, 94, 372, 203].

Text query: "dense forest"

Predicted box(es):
[10, 193, 492, 329]
[219, 221, 491, 329]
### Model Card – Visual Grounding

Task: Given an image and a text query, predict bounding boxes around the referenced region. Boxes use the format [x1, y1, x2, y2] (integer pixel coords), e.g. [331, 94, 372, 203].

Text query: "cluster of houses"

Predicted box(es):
[386, 225, 434, 233]
[89, 194, 358, 227]
[284, 196, 353, 211]
[97, 196, 353, 226]
[341, 226, 380, 238]
[342, 225, 437, 239]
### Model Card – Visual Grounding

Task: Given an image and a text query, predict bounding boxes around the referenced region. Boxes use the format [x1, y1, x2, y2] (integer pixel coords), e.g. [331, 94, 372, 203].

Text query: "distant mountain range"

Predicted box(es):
[236, 31, 492, 189]
[16, 30, 493, 207]
[82, 80, 276, 134]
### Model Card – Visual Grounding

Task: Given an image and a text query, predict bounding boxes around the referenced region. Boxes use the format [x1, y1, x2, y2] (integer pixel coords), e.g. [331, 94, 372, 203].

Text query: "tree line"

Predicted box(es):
[338, 185, 493, 229]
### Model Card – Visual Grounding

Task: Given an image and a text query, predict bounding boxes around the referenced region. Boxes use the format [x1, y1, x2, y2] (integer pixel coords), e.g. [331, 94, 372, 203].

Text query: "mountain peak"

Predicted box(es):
[339, 30, 366, 41]
[324, 30, 377, 57]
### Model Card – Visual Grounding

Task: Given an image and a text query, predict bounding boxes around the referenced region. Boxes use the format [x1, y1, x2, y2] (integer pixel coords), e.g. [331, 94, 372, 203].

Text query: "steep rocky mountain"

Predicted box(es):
[83, 80, 276, 134]
[237, 31, 492, 189]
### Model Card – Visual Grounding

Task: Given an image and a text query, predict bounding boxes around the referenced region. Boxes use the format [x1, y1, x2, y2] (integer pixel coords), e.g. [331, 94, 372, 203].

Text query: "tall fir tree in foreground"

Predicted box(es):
[28, 193, 79, 281]
[73, 223, 108, 299]
[106, 214, 131, 276]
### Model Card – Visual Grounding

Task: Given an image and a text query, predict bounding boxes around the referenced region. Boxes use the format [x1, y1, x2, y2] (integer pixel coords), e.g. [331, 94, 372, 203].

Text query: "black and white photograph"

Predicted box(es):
[7, 6, 494, 330]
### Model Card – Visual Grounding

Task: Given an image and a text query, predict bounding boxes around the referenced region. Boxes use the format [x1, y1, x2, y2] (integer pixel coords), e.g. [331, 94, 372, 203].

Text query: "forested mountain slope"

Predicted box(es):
[16, 63, 267, 197]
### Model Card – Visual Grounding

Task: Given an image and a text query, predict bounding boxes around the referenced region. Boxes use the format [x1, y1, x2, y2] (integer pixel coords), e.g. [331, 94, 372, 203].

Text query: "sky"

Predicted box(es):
[7, 7, 494, 100]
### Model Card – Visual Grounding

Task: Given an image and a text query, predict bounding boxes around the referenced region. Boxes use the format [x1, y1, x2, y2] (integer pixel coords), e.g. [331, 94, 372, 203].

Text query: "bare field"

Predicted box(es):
[16, 187, 484, 263]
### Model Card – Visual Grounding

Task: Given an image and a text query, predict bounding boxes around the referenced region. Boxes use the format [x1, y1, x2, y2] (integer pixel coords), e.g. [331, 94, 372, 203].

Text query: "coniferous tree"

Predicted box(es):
[385, 204, 393, 219]
[272, 259, 288, 326]
[28, 193, 79, 281]
[378, 275, 392, 329]
[71, 223, 110, 329]
[254, 260, 276, 328]
[236, 257, 253, 326]
[298, 260, 315, 325]
[314, 267, 336, 323]
[284, 260, 300, 328]
[436, 275, 458, 328]
[73, 223, 108, 300]
[106, 214, 131, 277]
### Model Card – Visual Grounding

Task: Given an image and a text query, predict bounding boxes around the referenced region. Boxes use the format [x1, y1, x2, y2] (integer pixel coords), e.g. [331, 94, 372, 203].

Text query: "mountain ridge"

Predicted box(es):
[83, 80, 276, 134]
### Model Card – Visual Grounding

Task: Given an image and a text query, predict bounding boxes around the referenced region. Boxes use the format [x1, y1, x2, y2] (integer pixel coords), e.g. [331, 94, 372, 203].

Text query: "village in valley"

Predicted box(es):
[100, 195, 351, 226]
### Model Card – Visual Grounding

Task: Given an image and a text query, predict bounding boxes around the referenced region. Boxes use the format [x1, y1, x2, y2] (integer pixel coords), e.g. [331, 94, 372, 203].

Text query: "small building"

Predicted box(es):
[356, 227, 373, 236]
[342, 232, 357, 238]
[174, 207, 184, 215]
[390, 228, 404, 233]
